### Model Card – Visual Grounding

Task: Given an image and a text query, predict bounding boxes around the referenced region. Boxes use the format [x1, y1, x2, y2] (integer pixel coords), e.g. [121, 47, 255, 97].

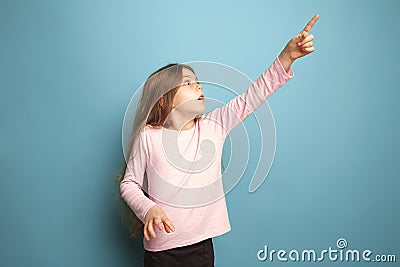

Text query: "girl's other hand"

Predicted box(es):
[278, 14, 320, 71]
[144, 205, 175, 241]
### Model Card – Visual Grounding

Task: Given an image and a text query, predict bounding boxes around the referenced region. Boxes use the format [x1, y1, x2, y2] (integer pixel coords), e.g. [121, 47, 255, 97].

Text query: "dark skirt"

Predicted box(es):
[144, 238, 214, 267]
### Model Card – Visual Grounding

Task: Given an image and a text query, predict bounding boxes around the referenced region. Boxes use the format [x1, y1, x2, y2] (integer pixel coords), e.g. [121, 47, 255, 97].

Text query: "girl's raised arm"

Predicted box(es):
[203, 15, 319, 136]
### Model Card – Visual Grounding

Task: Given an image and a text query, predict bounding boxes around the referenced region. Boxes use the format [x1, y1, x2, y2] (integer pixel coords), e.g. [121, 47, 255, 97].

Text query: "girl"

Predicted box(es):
[119, 15, 320, 267]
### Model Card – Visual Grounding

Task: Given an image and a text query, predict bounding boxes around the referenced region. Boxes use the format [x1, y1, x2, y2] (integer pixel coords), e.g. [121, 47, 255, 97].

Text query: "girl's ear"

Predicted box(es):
[158, 97, 164, 107]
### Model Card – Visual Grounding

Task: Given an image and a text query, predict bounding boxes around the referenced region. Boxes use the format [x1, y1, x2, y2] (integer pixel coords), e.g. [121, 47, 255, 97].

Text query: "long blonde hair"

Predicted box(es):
[116, 63, 196, 237]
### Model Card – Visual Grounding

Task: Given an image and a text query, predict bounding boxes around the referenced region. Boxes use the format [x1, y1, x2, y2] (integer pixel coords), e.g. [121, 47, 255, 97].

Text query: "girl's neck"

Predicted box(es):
[164, 118, 195, 131]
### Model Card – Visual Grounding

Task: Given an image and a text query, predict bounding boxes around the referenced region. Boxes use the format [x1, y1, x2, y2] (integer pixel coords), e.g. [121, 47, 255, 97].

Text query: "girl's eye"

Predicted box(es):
[183, 80, 199, 87]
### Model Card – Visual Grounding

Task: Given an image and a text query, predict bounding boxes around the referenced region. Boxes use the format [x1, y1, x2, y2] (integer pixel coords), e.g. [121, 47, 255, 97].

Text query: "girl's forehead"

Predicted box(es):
[182, 68, 196, 79]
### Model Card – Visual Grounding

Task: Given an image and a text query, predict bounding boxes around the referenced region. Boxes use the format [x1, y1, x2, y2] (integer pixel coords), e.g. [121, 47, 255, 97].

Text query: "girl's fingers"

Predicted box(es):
[298, 34, 314, 46]
[163, 218, 175, 233]
[144, 222, 150, 241]
[163, 222, 174, 233]
[302, 47, 315, 53]
[301, 42, 314, 48]
[148, 219, 156, 238]
[296, 32, 306, 42]
[153, 217, 164, 231]
[164, 222, 172, 233]
[143, 210, 174, 241]
[302, 14, 320, 33]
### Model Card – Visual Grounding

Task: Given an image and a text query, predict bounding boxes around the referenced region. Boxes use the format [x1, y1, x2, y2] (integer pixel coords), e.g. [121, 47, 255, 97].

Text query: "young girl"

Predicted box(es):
[119, 15, 319, 267]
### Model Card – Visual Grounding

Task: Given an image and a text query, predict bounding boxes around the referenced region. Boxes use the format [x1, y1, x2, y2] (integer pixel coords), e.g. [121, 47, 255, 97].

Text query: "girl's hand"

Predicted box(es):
[278, 14, 320, 71]
[144, 205, 175, 241]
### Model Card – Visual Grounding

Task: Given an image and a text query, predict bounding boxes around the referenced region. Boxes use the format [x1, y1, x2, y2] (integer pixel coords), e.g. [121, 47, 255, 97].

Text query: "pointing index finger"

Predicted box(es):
[302, 14, 320, 33]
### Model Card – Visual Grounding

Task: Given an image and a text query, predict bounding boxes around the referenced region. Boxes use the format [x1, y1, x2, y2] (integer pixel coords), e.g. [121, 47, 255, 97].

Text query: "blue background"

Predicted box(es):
[1, 0, 399, 266]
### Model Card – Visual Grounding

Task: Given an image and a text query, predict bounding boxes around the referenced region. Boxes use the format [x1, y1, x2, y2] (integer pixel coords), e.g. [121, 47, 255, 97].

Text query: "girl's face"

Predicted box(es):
[172, 67, 205, 116]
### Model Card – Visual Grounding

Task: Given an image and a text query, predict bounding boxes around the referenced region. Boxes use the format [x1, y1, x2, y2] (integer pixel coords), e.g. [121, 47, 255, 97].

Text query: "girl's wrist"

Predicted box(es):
[278, 50, 295, 72]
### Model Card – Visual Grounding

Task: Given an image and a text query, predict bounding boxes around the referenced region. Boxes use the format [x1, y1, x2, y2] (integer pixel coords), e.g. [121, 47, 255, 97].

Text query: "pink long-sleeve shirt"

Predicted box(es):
[120, 58, 294, 252]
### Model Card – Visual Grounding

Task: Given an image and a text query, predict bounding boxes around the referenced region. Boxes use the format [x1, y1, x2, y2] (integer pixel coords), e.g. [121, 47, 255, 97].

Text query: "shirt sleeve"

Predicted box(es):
[120, 131, 157, 224]
[203, 57, 294, 137]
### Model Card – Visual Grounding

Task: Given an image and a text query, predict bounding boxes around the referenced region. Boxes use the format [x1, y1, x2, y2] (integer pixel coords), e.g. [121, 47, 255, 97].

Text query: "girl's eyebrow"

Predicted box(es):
[182, 75, 198, 81]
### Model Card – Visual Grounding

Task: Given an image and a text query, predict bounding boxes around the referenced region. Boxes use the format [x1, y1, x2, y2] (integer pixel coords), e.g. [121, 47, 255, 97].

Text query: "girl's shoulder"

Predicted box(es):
[143, 124, 162, 131]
